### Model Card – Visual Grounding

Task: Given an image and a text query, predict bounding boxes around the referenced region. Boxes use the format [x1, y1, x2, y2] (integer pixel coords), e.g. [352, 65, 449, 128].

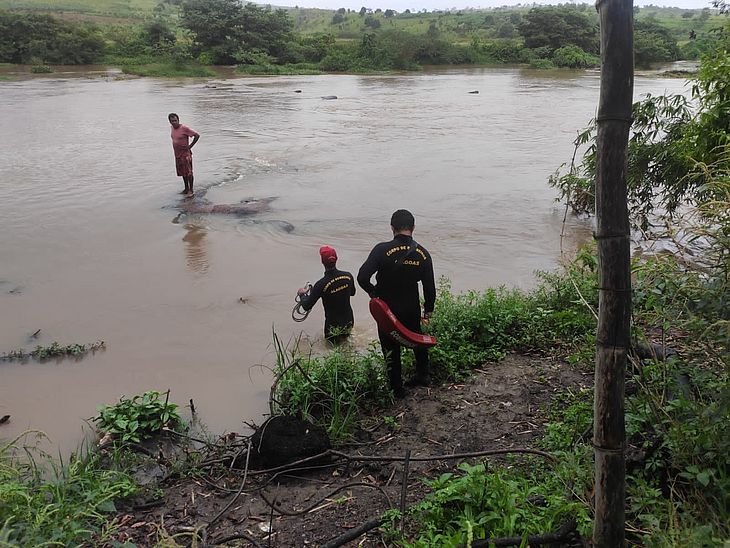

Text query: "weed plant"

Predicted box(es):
[272, 334, 390, 443]
[1, 340, 105, 362]
[0, 433, 137, 546]
[120, 62, 216, 78]
[236, 62, 322, 75]
[427, 249, 598, 379]
[93, 390, 186, 444]
[394, 460, 592, 547]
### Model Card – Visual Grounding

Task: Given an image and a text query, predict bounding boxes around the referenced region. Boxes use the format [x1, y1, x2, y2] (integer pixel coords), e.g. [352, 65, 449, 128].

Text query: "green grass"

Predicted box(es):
[0, 0, 157, 19]
[121, 62, 216, 78]
[0, 433, 137, 546]
[395, 459, 593, 547]
[237, 62, 322, 75]
[272, 334, 391, 443]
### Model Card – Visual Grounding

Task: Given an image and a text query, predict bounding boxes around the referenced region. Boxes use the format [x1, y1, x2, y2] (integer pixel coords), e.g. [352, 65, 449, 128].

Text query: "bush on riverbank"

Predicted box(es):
[0, 434, 137, 545]
[120, 61, 216, 77]
[0, 10, 105, 64]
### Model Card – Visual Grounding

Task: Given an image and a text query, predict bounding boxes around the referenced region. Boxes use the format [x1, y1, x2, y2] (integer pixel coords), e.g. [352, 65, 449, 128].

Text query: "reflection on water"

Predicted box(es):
[0, 66, 692, 453]
[182, 224, 209, 275]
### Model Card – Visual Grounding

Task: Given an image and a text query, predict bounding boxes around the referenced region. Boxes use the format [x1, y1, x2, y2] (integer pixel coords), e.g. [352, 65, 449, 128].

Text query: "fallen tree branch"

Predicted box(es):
[211, 531, 264, 547]
[227, 446, 555, 478]
[206, 440, 252, 529]
[320, 517, 386, 548]
[461, 517, 578, 547]
[329, 447, 557, 464]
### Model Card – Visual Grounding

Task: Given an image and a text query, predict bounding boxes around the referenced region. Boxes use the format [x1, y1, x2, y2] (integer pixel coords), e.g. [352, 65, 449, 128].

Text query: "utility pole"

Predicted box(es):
[592, 0, 634, 545]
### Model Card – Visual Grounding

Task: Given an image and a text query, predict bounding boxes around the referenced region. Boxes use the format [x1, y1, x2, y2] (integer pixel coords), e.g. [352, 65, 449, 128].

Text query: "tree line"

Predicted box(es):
[0, 0, 720, 71]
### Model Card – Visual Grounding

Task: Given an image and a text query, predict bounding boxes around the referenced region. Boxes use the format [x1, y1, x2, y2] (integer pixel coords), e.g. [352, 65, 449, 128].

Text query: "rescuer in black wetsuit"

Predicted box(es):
[357, 210, 436, 398]
[298, 246, 356, 344]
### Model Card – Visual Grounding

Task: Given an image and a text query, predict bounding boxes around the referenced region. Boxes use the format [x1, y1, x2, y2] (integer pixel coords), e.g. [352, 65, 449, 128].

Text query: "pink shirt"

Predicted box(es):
[171, 124, 199, 158]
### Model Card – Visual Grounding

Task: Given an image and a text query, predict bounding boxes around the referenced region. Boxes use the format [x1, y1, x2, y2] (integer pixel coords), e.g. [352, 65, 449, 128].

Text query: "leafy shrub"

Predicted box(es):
[552, 44, 599, 68]
[0, 436, 136, 546]
[530, 58, 554, 69]
[427, 281, 530, 379]
[319, 43, 361, 71]
[399, 461, 592, 547]
[272, 335, 390, 442]
[93, 390, 185, 443]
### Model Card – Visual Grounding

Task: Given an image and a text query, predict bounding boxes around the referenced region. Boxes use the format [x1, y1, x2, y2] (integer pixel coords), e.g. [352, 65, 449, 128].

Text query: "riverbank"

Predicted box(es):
[106, 353, 592, 546]
[2, 243, 728, 545]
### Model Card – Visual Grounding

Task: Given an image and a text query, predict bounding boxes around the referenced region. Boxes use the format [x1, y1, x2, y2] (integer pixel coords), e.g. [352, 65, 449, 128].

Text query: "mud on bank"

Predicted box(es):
[108, 354, 591, 547]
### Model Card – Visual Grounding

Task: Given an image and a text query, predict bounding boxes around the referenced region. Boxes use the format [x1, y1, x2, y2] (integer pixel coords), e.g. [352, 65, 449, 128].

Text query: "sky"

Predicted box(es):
[273, 0, 715, 13]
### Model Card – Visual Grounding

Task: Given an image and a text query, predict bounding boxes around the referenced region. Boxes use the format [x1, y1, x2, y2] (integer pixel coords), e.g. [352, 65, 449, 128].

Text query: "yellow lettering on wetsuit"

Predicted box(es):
[402, 259, 420, 266]
[386, 245, 428, 261]
[386, 245, 408, 257]
[324, 275, 351, 293]
[329, 284, 349, 294]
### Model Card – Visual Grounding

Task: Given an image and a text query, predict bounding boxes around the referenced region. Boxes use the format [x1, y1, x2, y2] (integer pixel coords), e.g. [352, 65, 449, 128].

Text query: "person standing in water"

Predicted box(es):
[297, 246, 356, 345]
[358, 209, 436, 399]
[168, 113, 200, 197]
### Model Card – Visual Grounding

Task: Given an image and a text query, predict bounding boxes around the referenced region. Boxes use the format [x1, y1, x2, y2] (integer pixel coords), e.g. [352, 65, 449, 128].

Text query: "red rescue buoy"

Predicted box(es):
[369, 298, 437, 349]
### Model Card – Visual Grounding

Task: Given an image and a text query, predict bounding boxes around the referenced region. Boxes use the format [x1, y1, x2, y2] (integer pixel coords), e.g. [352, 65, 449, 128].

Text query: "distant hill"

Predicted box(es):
[0, 0, 159, 21]
[287, 4, 721, 45]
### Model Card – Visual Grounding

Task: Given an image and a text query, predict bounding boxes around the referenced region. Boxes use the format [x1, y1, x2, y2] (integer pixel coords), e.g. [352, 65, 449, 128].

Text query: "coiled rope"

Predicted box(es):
[291, 283, 312, 322]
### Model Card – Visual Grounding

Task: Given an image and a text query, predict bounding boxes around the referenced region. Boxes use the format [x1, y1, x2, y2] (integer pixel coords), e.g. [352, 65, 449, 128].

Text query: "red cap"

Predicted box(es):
[319, 245, 337, 265]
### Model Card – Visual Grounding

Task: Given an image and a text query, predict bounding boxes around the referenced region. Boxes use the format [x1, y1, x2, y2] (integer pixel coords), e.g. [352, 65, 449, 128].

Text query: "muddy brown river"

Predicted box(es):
[0, 65, 691, 452]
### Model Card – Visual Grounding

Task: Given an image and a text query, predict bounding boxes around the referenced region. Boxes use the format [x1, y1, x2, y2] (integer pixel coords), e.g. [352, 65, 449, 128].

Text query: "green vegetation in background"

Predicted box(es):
[0, 0, 158, 20]
[550, 17, 730, 234]
[0, 10, 105, 64]
[1, 2, 725, 73]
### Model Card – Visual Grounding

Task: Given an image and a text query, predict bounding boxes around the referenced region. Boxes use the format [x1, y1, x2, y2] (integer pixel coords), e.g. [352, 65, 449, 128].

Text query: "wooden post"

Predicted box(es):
[593, 0, 634, 546]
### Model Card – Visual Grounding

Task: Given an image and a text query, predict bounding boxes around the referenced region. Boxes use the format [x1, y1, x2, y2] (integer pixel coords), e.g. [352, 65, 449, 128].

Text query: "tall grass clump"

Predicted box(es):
[120, 62, 216, 78]
[271, 334, 390, 443]
[427, 247, 599, 379]
[0, 433, 137, 546]
[394, 459, 593, 547]
[426, 280, 532, 379]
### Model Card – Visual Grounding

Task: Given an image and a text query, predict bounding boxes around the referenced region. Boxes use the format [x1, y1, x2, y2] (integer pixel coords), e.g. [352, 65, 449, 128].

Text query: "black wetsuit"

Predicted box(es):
[357, 234, 436, 392]
[300, 267, 356, 343]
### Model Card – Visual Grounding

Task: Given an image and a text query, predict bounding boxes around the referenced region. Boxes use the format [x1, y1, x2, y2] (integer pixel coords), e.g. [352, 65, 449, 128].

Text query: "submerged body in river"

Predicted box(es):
[176, 196, 275, 216]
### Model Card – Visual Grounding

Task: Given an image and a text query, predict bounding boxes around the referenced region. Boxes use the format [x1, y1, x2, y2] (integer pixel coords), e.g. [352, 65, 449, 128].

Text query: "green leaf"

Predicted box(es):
[696, 470, 711, 487]
[96, 500, 117, 513]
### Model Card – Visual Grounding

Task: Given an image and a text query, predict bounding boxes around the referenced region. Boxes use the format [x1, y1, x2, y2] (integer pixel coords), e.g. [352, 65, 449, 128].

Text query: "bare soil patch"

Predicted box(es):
[108, 354, 592, 547]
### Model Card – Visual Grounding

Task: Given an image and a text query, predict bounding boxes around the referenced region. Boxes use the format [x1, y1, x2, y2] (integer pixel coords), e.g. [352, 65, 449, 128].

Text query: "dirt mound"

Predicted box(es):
[248, 415, 331, 469]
